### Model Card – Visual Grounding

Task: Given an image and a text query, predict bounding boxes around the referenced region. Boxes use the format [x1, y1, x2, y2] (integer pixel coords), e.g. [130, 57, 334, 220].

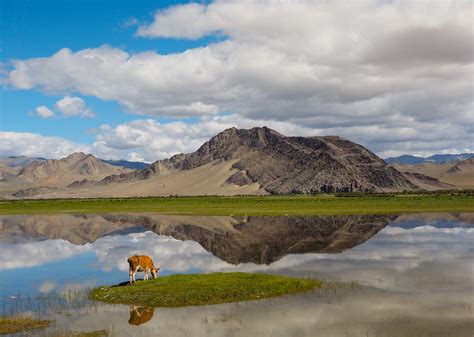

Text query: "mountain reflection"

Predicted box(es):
[0, 213, 397, 264]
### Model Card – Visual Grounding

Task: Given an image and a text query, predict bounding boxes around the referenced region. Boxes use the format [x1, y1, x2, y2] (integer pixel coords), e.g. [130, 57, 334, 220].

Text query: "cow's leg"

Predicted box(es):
[144, 270, 148, 280]
[129, 268, 134, 284]
[133, 268, 138, 283]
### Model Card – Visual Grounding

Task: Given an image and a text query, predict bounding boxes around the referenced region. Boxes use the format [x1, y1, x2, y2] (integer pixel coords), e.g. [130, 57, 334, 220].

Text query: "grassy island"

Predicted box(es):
[90, 272, 321, 307]
[1, 192, 474, 215]
[0, 316, 51, 335]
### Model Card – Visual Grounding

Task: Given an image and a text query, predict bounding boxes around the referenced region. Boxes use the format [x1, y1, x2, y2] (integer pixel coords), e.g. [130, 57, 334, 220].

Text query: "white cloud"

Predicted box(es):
[0, 239, 91, 270]
[5, 0, 473, 157]
[159, 102, 218, 116]
[35, 105, 54, 118]
[0, 131, 88, 159]
[54, 96, 95, 118]
[136, 3, 222, 39]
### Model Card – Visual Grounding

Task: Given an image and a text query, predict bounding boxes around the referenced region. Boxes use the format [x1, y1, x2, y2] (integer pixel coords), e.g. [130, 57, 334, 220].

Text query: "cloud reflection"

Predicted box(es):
[0, 239, 91, 270]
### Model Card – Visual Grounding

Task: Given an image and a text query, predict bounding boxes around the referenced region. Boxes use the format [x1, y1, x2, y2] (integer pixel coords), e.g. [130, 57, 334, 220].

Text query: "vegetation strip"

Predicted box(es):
[1, 193, 473, 215]
[90, 272, 321, 307]
[0, 316, 51, 335]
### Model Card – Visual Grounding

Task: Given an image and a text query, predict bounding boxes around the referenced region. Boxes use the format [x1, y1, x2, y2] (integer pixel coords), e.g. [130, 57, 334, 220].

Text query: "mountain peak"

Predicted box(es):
[147, 127, 415, 193]
[65, 152, 91, 161]
[17, 151, 131, 186]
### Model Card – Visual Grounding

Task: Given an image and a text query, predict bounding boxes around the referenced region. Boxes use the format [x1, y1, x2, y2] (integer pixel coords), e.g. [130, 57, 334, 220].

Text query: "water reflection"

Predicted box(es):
[128, 306, 155, 326]
[0, 212, 472, 336]
[0, 213, 394, 265]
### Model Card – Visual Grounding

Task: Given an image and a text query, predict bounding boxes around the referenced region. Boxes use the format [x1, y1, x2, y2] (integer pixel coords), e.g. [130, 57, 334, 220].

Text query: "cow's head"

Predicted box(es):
[151, 267, 160, 279]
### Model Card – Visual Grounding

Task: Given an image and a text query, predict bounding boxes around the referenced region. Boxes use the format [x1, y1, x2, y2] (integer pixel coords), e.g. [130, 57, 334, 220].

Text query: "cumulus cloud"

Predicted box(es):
[55, 96, 95, 118]
[5, 0, 474, 157]
[0, 131, 88, 159]
[2, 112, 473, 162]
[35, 105, 54, 118]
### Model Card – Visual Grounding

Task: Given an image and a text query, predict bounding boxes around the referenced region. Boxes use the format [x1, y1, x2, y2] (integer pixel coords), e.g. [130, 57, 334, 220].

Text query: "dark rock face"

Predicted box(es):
[166, 127, 416, 192]
[98, 169, 152, 185]
[97, 127, 416, 193]
[225, 171, 254, 186]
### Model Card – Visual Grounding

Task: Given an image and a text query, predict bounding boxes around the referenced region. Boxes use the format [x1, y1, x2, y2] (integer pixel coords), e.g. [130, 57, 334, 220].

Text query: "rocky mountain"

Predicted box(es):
[393, 157, 474, 189]
[0, 153, 134, 198]
[17, 152, 132, 185]
[93, 127, 415, 194]
[385, 153, 474, 165]
[0, 155, 47, 168]
[0, 156, 47, 181]
[3, 127, 422, 198]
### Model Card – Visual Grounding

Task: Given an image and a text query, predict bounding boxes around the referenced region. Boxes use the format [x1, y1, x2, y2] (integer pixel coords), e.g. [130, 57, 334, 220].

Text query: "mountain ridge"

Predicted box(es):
[68, 126, 416, 195]
[12, 127, 473, 198]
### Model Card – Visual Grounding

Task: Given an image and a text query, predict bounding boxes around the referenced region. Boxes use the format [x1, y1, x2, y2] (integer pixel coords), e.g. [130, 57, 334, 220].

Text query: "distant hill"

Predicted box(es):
[18, 152, 132, 184]
[393, 157, 474, 189]
[0, 153, 133, 198]
[100, 159, 149, 170]
[385, 153, 474, 165]
[0, 155, 47, 168]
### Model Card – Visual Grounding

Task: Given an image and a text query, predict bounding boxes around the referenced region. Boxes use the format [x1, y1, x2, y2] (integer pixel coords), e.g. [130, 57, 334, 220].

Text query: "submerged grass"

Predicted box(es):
[0, 316, 51, 335]
[90, 272, 322, 307]
[1, 192, 473, 215]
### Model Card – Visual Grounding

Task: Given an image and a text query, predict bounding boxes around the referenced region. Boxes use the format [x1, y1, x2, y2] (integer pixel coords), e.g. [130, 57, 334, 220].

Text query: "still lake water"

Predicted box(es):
[0, 213, 472, 336]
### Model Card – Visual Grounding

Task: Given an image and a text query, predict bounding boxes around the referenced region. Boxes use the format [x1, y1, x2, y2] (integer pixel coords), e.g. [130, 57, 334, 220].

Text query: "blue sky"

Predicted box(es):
[1, 0, 213, 144]
[1, 0, 472, 162]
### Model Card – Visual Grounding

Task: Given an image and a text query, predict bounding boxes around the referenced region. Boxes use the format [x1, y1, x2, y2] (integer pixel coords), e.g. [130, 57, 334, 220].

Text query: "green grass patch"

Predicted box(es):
[1, 193, 473, 215]
[90, 272, 321, 307]
[0, 316, 51, 335]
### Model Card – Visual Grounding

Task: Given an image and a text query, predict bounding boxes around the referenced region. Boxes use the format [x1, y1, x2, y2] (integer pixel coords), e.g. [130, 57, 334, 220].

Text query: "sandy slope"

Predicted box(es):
[33, 160, 265, 198]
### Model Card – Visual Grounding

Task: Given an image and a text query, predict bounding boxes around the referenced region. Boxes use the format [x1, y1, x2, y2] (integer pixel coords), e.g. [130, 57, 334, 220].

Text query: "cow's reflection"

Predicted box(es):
[128, 305, 155, 326]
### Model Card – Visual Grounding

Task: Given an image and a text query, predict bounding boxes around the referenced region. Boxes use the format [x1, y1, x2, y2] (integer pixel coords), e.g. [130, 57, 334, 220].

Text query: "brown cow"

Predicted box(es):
[128, 305, 155, 326]
[127, 255, 160, 284]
